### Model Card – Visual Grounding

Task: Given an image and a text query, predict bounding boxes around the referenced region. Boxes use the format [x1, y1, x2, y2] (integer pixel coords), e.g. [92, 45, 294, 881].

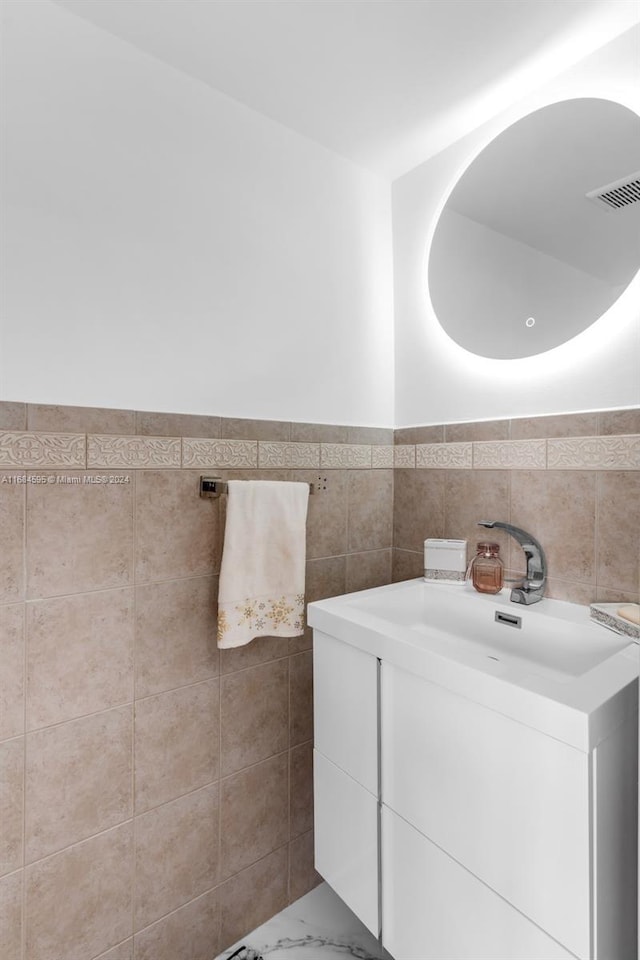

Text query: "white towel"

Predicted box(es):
[216, 480, 310, 648]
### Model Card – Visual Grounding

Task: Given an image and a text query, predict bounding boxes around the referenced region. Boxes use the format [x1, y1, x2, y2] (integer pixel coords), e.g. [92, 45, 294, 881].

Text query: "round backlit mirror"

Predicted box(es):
[428, 98, 640, 359]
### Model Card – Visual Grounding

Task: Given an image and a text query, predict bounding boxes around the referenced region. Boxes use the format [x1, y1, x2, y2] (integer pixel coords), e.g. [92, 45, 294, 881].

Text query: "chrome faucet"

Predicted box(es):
[477, 521, 546, 605]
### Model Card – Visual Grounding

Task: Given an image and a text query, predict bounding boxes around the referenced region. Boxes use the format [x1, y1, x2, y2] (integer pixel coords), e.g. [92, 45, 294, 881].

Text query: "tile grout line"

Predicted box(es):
[217, 620, 223, 951]
[21, 596, 26, 960]
[21, 475, 27, 960]
[131, 469, 138, 945]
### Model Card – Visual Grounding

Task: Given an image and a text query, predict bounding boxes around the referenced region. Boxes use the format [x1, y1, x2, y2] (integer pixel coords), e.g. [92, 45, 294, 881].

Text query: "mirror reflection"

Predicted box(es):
[428, 98, 640, 359]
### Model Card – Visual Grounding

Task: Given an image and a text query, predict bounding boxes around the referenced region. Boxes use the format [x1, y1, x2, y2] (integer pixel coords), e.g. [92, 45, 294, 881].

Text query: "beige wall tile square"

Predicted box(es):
[291, 423, 349, 444]
[288, 830, 322, 904]
[26, 589, 134, 729]
[25, 706, 132, 863]
[219, 753, 288, 879]
[27, 405, 135, 435]
[25, 822, 133, 960]
[133, 888, 219, 960]
[0, 739, 24, 877]
[296, 469, 347, 560]
[348, 426, 394, 444]
[26, 472, 133, 599]
[0, 402, 26, 431]
[392, 548, 424, 583]
[393, 469, 445, 553]
[136, 411, 221, 439]
[95, 940, 134, 960]
[444, 470, 511, 561]
[134, 680, 219, 814]
[510, 413, 598, 440]
[88, 436, 181, 469]
[597, 472, 640, 596]
[445, 420, 509, 442]
[544, 578, 596, 606]
[394, 425, 444, 444]
[290, 741, 313, 839]
[135, 577, 218, 699]
[219, 635, 290, 676]
[346, 549, 392, 593]
[0, 604, 24, 741]
[289, 651, 313, 748]
[511, 471, 596, 585]
[218, 846, 288, 952]
[135, 472, 220, 582]
[220, 419, 290, 442]
[305, 556, 347, 607]
[134, 784, 219, 931]
[598, 409, 640, 436]
[0, 870, 23, 960]
[220, 659, 288, 777]
[0, 476, 25, 602]
[347, 469, 393, 553]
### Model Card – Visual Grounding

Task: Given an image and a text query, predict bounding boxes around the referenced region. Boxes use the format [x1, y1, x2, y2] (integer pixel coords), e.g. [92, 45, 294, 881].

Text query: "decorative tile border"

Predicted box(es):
[547, 436, 640, 470]
[258, 441, 320, 469]
[394, 445, 416, 468]
[88, 435, 181, 468]
[371, 445, 394, 468]
[0, 429, 637, 473]
[182, 438, 257, 469]
[416, 442, 472, 469]
[320, 444, 372, 469]
[0, 432, 85, 468]
[473, 439, 546, 470]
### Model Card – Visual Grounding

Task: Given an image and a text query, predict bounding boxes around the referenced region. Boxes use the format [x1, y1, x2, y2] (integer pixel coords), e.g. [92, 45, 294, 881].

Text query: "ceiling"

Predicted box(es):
[52, 0, 640, 180]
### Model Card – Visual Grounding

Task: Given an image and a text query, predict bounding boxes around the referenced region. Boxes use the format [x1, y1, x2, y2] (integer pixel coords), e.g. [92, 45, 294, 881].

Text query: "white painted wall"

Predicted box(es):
[0, 0, 394, 426]
[393, 26, 640, 426]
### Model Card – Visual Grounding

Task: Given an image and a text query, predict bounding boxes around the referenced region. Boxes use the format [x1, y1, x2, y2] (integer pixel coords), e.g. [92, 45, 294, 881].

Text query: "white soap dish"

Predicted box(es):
[590, 603, 640, 641]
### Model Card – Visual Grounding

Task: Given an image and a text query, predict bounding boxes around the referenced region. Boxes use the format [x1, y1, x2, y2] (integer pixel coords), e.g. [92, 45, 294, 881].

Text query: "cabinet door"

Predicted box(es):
[314, 750, 379, 937]
[382, 663, 590, 959]
[382, 805, 574, 960]
[313, 631, 378, 794]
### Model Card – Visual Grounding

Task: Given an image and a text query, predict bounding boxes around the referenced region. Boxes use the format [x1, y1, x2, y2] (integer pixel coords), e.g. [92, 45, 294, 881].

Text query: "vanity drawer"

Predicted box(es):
[382, 805, 574, 960]
[381, 662, 590, 959]
[313, 631, 378, 794]
[313, 750, 379, 937]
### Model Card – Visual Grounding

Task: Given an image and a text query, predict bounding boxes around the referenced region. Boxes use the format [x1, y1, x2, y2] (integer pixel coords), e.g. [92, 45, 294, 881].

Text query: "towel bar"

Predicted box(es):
[200, 476, 315, 499]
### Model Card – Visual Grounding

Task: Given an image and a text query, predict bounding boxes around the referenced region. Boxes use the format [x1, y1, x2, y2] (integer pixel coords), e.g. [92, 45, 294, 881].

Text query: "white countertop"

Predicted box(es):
[308, 579, 638, 752]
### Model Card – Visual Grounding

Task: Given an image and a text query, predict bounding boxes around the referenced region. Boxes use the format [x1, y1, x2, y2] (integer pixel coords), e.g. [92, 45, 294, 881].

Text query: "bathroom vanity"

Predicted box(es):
[308, 580, 639, 960]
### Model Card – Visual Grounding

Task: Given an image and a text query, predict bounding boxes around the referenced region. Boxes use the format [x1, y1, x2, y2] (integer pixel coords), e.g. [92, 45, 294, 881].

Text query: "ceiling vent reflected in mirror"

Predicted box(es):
[428, 98, 640, 360]
[586, 172, 640, 210]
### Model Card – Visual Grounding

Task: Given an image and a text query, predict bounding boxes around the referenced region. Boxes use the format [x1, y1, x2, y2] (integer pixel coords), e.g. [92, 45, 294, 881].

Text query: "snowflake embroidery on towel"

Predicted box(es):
[236, 601, 258, 625]
[217, 609, 229, 639]
[267, 597, 295, 627]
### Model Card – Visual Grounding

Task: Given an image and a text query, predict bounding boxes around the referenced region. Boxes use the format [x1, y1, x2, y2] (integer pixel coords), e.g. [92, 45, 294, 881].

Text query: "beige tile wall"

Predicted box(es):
[393, 411, 640, 605]
[0, 402, 394, 960]
[1, 402, 638, 959]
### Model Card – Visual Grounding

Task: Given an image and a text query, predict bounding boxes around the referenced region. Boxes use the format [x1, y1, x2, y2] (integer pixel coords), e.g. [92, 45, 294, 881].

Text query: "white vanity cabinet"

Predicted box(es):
[312, 631, 379, 936]
[310, 586, 638, 960]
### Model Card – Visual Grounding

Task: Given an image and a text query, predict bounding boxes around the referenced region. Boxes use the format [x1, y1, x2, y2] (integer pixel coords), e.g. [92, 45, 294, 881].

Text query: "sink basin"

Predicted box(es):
[353, 581, 631, 682]
[308, 578, 638, 750]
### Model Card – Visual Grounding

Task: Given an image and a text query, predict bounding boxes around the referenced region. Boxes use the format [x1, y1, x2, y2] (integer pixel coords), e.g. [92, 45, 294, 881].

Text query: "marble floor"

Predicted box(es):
[216, 882, 392, 960]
